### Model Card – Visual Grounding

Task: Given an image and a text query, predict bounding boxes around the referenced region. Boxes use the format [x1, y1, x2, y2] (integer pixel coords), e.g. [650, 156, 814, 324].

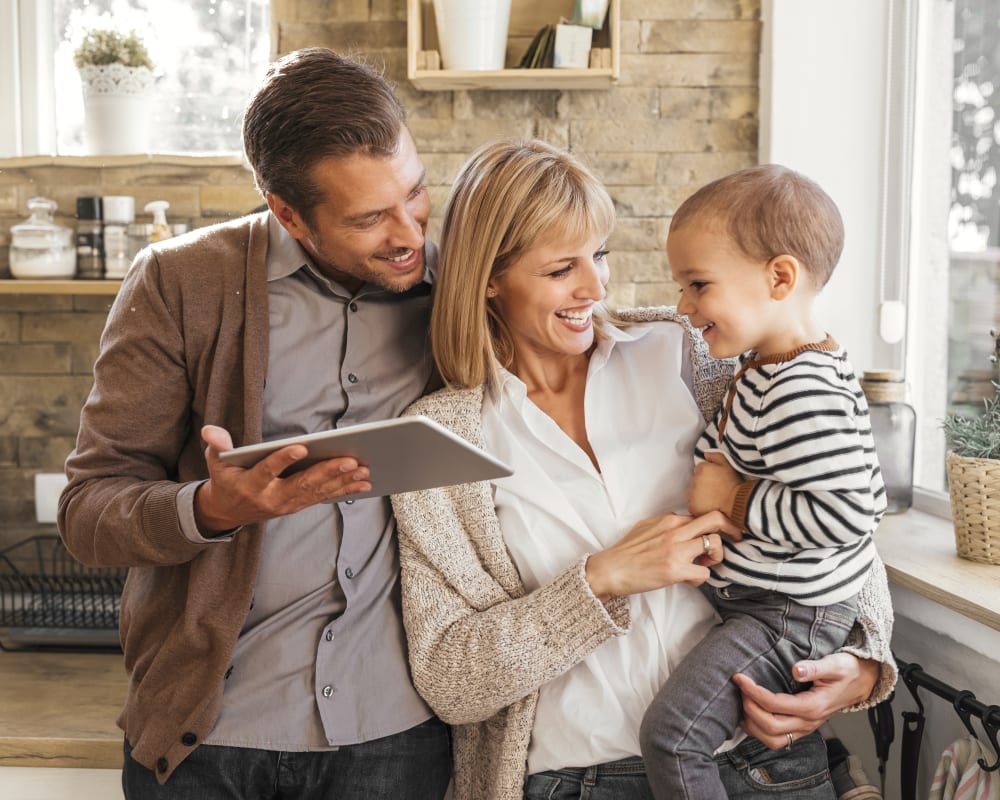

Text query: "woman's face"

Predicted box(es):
[488, 228, 610, 364]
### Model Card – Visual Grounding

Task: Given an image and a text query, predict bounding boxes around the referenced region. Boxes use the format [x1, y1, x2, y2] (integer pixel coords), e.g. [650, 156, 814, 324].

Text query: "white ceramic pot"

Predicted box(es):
[79, 64, 155, 155]
[432, 0, 512, 70]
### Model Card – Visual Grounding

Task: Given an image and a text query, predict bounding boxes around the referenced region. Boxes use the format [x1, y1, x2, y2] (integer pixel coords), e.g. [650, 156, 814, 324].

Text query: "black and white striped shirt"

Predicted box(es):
[696, 338, 886, 606]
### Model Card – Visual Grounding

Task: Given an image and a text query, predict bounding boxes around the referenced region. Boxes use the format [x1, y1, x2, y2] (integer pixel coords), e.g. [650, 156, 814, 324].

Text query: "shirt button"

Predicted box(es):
[325, 630, 334, 642]
[322, 685, 334, 697]
[181, 732, 197, 746]
[349, 301, 358, 312]
[345, 567, 355, 579]
[156, 757, 169, 773]
[345, 499, 354, 505]
[347, 373, 358, 383]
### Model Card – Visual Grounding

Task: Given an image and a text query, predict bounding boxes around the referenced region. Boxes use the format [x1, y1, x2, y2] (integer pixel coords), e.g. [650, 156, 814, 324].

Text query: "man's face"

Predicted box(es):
[269, 128, 430, 293]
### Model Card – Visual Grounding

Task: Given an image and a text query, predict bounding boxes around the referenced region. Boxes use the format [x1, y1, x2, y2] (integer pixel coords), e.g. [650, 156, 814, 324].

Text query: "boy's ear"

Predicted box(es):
[766, 254, 800, 300]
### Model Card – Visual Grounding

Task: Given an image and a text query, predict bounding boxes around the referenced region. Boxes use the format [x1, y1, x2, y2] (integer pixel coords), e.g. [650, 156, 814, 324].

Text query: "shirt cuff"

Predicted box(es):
[177, 480, 241, 543]
[729, 480, 758, 529]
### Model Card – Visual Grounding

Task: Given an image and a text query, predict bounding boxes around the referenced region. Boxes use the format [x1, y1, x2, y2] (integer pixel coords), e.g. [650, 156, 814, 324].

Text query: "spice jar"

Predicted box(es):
[75, 196, 105, 279]
[9, 197, 76, 279]
[861, 370, 916, 514]
[102, 196, 135, 279]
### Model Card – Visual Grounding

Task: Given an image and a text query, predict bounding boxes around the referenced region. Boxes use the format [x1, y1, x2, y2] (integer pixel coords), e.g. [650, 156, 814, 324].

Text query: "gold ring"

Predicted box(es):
[785, 732, 794, 751]
[702, 534, 712, 556]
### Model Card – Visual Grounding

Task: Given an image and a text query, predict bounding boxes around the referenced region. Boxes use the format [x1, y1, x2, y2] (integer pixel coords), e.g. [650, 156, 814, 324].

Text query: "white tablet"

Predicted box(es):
[219, 415, 513, 499]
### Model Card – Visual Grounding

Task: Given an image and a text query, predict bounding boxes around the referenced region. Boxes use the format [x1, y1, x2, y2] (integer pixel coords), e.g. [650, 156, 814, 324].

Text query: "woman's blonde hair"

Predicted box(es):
[432, 139, 617, 389]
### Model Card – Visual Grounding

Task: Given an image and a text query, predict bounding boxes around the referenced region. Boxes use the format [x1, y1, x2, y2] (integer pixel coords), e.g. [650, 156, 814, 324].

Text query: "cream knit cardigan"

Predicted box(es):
[392, 308, 896, 800]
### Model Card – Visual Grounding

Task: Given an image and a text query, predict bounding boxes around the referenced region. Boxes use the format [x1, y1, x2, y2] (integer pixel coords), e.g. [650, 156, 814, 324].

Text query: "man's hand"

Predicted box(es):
[734, 652, 881, 749]
[193, 425, 372, 533]
[688, 451, 742, 518]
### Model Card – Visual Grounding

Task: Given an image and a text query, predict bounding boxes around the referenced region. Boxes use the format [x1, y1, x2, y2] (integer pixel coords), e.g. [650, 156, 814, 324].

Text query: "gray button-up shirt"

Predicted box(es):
[191, 216, 436, 749]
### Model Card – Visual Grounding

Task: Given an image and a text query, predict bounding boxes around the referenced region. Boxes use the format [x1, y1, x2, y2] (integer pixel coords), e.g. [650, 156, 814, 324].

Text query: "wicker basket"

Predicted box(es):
[946, 451, 1000, 565]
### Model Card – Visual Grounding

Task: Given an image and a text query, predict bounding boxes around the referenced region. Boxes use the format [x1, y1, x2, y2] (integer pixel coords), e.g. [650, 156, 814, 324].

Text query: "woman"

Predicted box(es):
[391, 139, 895, 800]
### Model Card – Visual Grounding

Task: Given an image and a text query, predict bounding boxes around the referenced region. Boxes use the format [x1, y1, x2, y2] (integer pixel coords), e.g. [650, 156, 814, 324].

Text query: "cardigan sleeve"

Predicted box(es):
[839, 553, 897, 709]
[393, 481, 630, 726]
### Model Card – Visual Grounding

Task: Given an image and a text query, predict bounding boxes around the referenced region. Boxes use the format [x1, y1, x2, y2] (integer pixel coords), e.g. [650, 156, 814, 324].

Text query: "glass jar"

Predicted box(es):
[9, 197, 76, 279]
[75, 196, 105, 279]
[861, 370, 916, 514]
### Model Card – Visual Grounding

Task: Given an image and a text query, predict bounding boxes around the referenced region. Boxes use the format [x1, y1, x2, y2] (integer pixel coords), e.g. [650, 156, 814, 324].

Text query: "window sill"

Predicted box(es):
[0, 153, 246, 168]
[876, 505, 1000, 632]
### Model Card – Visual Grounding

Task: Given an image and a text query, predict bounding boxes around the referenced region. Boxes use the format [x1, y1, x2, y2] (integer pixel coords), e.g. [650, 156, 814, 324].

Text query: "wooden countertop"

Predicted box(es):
[0, 651, 126, 768]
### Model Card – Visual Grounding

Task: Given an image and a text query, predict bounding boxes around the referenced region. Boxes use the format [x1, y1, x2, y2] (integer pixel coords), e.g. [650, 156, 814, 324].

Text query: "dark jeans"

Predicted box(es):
[523, 734, 835, 799]
[122, 717, 451, 800]
[640, 585, 857, 799]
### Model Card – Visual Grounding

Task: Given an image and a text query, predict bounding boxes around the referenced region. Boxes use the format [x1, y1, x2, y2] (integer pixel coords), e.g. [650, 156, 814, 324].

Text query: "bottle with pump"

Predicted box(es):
[144, 201, 172, 243]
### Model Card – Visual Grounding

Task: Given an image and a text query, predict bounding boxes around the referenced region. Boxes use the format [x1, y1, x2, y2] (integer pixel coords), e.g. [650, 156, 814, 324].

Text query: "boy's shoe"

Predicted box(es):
[830, 754, 882, 800]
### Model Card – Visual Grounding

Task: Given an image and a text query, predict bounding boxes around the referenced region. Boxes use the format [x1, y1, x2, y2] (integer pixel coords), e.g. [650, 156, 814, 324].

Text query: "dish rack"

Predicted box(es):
[0, 535, 125, 650]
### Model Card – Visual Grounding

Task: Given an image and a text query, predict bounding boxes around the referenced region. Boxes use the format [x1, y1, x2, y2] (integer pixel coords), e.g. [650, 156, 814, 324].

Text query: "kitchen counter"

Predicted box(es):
[0, 651, 126, 768]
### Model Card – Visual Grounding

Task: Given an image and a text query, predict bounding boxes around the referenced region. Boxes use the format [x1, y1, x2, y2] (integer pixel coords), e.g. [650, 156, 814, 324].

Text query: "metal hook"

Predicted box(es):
[900, 662, 925, 717]
[977, 705, 1000, 772]
[952, 690, 979, 739]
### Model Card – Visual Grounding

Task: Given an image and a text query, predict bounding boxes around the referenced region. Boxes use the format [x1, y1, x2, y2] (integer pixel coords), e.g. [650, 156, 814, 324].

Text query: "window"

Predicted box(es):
[909, 0, 1000, 494]
[2, 0, 269, 156]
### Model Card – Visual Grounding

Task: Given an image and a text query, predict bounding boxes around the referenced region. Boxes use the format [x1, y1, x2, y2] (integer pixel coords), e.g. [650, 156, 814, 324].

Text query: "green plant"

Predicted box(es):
[73, 28, 153, 70]
[942, 381, 1000, 459]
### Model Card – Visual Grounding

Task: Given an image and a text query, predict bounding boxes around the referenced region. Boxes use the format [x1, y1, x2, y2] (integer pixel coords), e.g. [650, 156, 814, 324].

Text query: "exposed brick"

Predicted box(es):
[71, 341, 103, 376]
[610, 218, 662, 251]
[454, 90, 559, 121]
[557, 88, 659, 121]
[419, 153, 470, 186]
[536, 120, 569, 150]
[410, 119, 534, 152]
[618, 53, 758, 88]
[18, 436, 77, 470]
[641, 20, 760, 54]
[0, 295, 74, 312]
[280, 21, 407, 52]
[623, 0, 760, 20]
[21, 313, 108, 345]
[608, 250, 672, 283]
[633, 281, 681, 306]
[0, 344, 72, 374]
[611, 184, 692, 218]
[572, 118, 756, 154]
[371, 0, 406, 22]
[657, 151, 757, 186]
[659, 87, 758, 121]
[0, 313, 18, 342]
[200, 185, 267, 218]
[0, 436, 16, 466]
[290, 0, 370, 22]
[606, 281, 637, 309]
[585, 153, 658, 186]
[0, 376, 94, 437]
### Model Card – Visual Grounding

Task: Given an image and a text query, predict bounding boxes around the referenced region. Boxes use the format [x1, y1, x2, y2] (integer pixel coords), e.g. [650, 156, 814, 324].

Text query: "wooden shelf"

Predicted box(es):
[407, 0, 619, 91]
[0, 280, 121, 295]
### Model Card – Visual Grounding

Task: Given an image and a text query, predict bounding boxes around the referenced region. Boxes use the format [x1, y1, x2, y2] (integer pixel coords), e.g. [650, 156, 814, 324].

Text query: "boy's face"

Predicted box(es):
[668, 223, 782, 359]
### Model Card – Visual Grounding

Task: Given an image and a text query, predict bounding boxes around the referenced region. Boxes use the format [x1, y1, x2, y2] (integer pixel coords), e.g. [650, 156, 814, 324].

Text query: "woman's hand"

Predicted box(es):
[584, 511, 742, 601]
[733, 652, 881, 749]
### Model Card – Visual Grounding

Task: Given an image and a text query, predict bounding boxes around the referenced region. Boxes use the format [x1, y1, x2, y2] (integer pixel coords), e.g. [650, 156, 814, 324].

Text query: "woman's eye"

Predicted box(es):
[549, 266, 572, 278]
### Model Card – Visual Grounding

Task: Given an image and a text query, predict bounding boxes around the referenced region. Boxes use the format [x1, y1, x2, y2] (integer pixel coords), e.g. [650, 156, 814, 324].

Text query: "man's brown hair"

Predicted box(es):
[242, 48, 406, 226]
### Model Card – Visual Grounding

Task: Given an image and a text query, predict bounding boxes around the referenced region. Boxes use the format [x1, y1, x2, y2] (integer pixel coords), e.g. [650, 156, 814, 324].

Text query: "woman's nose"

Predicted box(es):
[577, 260, 608, 300]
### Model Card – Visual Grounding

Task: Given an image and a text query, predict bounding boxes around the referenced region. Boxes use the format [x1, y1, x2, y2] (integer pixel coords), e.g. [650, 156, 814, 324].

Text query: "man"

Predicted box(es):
[58, 48, 450, 798]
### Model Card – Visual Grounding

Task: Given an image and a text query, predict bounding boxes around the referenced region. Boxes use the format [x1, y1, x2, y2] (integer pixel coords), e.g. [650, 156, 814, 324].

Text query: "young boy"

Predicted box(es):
[638, 164, 888, 798]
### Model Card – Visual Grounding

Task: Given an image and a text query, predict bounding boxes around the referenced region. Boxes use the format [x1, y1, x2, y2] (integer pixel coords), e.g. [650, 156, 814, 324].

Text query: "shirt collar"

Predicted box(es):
[490, 319, 653, 411]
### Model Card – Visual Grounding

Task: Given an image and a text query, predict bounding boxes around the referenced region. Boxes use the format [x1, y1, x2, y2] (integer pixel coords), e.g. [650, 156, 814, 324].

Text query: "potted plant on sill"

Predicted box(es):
[74, 26, 155, 155]
[943, 378, 1000, 565]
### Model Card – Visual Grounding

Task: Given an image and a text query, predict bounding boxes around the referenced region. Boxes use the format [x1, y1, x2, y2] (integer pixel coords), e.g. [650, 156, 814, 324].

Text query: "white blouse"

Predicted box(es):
[481, 321, 722, 774]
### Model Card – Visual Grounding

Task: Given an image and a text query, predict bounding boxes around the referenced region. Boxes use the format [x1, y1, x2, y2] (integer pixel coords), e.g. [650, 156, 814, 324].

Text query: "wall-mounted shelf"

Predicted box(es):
[407, 0, 620, 91]
[0, 280, 121, 295]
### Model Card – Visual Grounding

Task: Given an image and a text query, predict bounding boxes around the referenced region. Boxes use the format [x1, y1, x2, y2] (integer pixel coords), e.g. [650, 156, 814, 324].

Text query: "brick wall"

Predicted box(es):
[0, 0, 760, 546]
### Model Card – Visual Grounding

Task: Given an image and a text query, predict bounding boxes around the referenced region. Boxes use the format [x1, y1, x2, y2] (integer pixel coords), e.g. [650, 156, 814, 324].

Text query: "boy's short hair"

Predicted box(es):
[669, 164, 844, 289]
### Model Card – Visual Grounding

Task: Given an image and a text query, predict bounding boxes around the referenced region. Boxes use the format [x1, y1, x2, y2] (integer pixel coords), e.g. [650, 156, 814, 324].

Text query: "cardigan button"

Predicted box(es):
[156, 757, 168, 773]
[181, 732, 197, 746]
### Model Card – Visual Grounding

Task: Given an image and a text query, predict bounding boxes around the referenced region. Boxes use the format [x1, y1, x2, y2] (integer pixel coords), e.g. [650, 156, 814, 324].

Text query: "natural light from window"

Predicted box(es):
[53, 0, 270, 154]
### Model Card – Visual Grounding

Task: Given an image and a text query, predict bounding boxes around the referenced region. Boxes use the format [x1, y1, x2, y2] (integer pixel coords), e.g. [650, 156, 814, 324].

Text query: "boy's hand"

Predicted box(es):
[688, 451, 743, 519]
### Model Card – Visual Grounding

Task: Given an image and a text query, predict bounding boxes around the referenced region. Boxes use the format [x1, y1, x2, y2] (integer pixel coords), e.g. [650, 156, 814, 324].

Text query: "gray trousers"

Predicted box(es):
[639, 584, 858, 800]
